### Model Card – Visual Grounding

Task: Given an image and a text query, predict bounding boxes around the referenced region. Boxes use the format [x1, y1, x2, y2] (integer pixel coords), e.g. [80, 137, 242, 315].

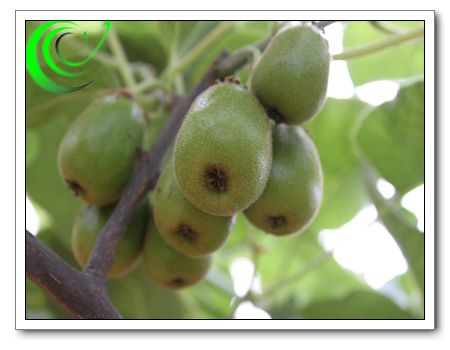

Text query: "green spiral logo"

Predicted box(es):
[26, 21, 111, 93]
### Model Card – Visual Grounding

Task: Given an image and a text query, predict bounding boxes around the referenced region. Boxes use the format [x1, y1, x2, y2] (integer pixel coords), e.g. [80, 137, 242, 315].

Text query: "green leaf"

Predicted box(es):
[108, 263, 184, 319]
[362, 165, 424, 300]
[299, 290, 415, 319]
[180, 267, 234, 319]
[158, 21, 199, 51]
[178, 21, 221, 57]
[113, 21, 168, 72]
[306, 98, 369, 229]
[185, 21, 269, 87]
[256, 229, 368, 310]
[355, 79, 424, 194]
[26, 109, 84, 248]
[26, 22, 120, 129]
[355, 79, 425, 302]
[26, 130, 39, 166]
[343, 21, 424, 85]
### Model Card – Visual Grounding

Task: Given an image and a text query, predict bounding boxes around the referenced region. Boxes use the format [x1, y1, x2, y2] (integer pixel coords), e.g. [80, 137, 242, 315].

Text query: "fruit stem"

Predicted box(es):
[134, 78, 167, 94]
[165, 21, 235, 78]
[215, 38, 270, 78]
[333, 25, 424, 61]
[107, 26, 137, 90]
[369, 21, 404, 34]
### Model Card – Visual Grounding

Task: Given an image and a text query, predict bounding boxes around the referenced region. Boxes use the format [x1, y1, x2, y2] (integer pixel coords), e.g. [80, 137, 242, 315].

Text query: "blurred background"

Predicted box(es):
[25, 20, 425, 319]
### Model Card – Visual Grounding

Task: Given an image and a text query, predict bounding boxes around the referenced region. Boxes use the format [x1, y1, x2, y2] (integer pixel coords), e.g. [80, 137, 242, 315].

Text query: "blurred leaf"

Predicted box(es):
[343, 21, 424, 85]
[26, 22, 120, 129]
[355, 79, 425, 300]
[395, 273, 424, 316]
[113, 21, 168, 72]
[180, 267, 234, 319]
[355, 79, 424, 194]
[178, 21, 221, 57]
[299, 290, 415, 319]
[224, 213, 253, 248]
[157, 21, 198, 50]
[26, 76, 110, 128]
[306, 98, 369, 229]
[362, 165, 424, 300]
[108, 263, 184, 319]
[255, 229, 368, 310]
[26, 130, 39, 166]
[185, 21, 269, 87]
[399, 206, 419, 228]
[26, 108, 84, 247]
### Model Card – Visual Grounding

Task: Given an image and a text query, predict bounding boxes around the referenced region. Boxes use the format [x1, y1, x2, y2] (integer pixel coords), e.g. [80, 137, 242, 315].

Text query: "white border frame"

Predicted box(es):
[17, 10, 435, 330]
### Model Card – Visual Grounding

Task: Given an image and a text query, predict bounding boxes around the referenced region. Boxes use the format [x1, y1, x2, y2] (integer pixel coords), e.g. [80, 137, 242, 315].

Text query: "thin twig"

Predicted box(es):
[107, 26, 136, 90]
[333, 25, 424, 61]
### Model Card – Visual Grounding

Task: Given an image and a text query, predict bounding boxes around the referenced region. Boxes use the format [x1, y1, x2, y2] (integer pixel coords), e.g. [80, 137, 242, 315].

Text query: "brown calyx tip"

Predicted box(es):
[268, 215, 287, 229]
[65, 179, 84, 197]
[265, 106, 284, 124]
[224, 75, 242, 85]
[176, 224, 198, 243]
[205, 165, 228, 193]
[170, 277, 186, 287]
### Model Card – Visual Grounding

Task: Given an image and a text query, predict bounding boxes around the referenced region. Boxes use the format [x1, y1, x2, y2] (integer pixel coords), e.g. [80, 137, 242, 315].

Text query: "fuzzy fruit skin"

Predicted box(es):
[173, 82, 272, 216]
[153, 162, 235, 257]
[251, 24, 330, 125]
[244, 124, 323, 236]
[142, 219, 211, 290]
[71, 203, 148, 278]
[58, 95, 145, 206]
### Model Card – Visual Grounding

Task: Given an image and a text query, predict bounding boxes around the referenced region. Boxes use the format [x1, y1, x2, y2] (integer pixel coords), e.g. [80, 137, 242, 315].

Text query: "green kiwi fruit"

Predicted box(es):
[251, 24, 330, 125]
[71, 203, 148, 278]
[153, 161, 234, 257]
[58, 94, 146, 206]
[173, 82, 272, 216]
[244, 124, 323, 235]
[142, 219, 211, 290]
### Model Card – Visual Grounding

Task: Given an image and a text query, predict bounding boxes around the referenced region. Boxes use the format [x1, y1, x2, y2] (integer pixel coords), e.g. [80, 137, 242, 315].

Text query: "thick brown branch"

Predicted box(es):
[26, 230, 122, 319]
[83, 56, 225, 278]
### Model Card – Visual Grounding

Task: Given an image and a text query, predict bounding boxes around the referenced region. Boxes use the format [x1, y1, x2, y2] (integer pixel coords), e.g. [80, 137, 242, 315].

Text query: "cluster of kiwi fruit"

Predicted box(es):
[57, 22, 330, 290]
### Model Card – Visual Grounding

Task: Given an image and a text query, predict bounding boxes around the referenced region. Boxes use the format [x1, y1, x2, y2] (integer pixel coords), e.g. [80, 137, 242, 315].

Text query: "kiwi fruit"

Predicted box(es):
[153, 161, 234, 257]
[71, 203, 148, 278]
[244, 124, 323, 236]
[58, 94, 146, 206]
[173, 82, 272, 216]
[251, 24, 330, 125]
[142, 219, 211, 290]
